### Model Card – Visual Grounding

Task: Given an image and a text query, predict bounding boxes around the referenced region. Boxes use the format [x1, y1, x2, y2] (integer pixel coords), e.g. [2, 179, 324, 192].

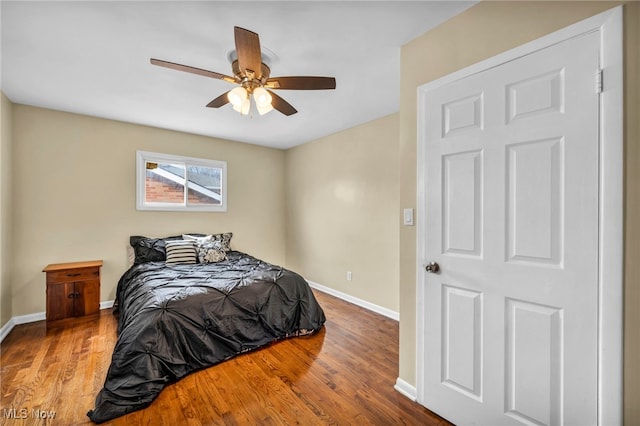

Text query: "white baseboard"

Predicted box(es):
[0, 300, 115, 344]
[306, 280, 399, 321]
[0, 317, 16, 343]
[0, 312, 45, 345]
[100, 300, 115, 310]
[394, 377, 417, 401]
[13, 311, 46, 325]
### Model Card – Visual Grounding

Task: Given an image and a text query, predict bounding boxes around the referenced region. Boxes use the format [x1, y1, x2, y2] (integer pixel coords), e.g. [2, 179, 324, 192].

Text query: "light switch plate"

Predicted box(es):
[403, 208, 414, 226]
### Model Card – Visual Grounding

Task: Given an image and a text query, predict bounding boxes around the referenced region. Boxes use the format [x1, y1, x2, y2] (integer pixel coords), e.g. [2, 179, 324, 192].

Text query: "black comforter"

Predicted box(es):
[87, 251, 325, 423]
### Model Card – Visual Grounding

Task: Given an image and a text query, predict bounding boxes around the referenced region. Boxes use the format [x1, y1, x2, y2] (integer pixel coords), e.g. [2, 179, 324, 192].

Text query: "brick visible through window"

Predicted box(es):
[136, 151, 227, 212]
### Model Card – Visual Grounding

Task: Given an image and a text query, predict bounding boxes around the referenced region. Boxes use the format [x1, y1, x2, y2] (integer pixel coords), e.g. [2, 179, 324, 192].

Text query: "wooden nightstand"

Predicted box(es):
[43, 260, 103, 322]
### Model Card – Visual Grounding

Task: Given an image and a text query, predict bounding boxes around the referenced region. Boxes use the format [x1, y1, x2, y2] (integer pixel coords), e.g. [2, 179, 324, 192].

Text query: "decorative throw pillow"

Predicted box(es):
[196, 240, 227, 263]
[165, 240, 196, 264]
[165, 240, 197, 265]
[183, 232, 233, 253]
[211, 232, 233, 252]
[129, 235, 182, 264]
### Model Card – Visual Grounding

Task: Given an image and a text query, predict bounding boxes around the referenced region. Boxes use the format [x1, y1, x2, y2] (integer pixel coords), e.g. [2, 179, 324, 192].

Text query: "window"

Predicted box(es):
[136, 150, 227, 212]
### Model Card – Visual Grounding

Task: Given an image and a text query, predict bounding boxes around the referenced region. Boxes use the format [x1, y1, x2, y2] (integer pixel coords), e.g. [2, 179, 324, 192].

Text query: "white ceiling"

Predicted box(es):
[1, 1, 475, 149]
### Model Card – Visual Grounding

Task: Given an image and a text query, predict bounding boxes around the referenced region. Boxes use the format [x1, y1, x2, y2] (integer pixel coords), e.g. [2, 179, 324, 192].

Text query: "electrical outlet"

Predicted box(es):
[347, 271, 352, 281]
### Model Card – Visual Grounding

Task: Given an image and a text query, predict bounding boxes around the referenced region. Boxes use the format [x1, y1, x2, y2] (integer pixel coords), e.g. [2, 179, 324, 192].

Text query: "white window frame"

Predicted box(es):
[136, 150, 227, 212]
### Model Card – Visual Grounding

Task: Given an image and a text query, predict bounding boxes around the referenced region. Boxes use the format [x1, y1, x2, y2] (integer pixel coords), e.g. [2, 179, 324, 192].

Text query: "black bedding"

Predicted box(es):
[87, 251, 325, 423]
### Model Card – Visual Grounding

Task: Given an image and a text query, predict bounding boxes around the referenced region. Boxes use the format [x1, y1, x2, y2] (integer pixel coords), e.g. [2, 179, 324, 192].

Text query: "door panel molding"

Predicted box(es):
[415, 6, 623, 425]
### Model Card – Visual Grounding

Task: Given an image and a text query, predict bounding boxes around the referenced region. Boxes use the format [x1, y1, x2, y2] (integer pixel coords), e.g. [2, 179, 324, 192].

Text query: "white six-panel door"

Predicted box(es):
[419, 30, 601, 425]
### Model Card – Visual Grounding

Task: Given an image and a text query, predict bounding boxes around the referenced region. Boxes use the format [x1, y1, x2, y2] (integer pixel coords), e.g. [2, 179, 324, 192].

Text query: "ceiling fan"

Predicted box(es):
[150, 26, 336, 116]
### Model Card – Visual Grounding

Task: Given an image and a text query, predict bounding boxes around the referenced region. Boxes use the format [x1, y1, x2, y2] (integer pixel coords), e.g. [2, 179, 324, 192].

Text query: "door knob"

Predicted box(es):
[425, 262, 440, 273]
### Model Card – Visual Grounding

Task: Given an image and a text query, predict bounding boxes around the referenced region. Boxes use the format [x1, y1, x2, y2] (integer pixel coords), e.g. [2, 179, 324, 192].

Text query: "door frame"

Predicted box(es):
[415, 6, 623, 425]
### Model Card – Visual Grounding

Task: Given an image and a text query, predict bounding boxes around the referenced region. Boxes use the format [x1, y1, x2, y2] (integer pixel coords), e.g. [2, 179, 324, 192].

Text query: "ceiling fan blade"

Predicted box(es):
[265, 76, 336, 90]
[234, 26, 262, 79]
[150, 58, 235, 83]
[206, 92, 230, 108]
[268, 90, 297, 116]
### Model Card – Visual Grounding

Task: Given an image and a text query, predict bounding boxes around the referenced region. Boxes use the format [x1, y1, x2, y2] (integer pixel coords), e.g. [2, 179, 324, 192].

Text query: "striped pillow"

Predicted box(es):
[165, 240, 197, 265]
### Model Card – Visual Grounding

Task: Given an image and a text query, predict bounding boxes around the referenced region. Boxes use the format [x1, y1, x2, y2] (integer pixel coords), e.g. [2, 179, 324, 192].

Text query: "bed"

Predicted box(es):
[87, 234, 326, 423]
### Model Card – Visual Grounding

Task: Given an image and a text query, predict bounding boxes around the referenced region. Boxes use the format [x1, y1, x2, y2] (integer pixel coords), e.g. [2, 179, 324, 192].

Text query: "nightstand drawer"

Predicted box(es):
[45, 267, 100, 284]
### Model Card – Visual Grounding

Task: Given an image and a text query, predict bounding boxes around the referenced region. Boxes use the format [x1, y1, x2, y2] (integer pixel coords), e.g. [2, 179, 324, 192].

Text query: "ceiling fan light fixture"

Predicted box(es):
[253, 87, 272, 106]
[228, 86, 248, 108]
[232, 98, 251, 115]
[239, 97, 251, 115]
[256, 101, 274, 116]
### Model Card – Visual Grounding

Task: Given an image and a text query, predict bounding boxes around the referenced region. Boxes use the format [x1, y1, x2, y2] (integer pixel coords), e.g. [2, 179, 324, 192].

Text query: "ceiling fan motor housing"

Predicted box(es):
[231, 60, 272, 93]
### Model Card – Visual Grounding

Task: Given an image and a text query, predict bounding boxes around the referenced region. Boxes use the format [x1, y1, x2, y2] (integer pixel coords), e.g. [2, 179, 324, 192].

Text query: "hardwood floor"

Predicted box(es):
[0, 290, 451, 425]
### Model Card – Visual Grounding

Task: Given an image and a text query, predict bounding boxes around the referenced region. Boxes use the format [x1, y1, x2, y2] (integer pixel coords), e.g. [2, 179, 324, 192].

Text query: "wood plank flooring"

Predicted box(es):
[0, 290, 451, 425]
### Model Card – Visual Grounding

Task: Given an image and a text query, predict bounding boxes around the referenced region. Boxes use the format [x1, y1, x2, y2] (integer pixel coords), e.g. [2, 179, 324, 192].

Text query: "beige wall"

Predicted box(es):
[11, 105, 286, 317]
[0, 92, 13, 327]
[5, 104, 401, 322]
[285, 114, 400, 312]
[398, 1, 639, 423]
